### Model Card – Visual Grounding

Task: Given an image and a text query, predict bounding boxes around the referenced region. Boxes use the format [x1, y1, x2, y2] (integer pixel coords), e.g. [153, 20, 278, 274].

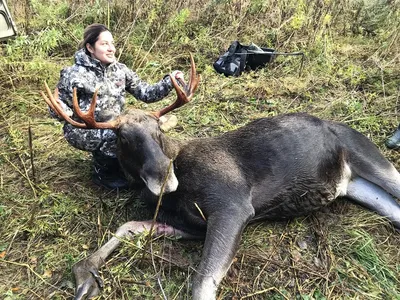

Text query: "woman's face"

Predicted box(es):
[86, 31, 116, 65]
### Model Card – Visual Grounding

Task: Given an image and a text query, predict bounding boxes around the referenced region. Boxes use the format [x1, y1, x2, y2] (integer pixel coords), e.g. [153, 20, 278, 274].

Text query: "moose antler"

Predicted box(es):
[41, 54, 199, 129]
[152, 53, 200, 118]
[40, 83, 119, 129]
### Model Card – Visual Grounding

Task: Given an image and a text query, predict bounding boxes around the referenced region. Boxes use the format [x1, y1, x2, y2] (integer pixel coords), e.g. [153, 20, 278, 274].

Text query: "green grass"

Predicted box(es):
[1, 0, 400, 299]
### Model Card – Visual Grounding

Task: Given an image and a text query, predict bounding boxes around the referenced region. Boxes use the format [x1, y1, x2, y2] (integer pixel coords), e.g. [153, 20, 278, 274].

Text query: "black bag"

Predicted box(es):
[213, 41, 275, 76]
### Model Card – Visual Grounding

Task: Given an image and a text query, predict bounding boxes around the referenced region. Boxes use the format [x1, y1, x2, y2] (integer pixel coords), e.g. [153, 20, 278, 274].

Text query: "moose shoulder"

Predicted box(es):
[42, 56, 400, 300]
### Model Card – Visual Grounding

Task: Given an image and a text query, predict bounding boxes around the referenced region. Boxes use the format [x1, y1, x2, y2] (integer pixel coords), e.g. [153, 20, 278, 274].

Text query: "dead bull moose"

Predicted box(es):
[42, 55, 400, 300]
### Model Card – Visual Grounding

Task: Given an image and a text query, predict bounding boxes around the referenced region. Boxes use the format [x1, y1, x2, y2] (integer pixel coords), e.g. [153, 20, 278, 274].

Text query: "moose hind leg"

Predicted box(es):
[366, 164, 400, 200]
[346, 177, 400, 229]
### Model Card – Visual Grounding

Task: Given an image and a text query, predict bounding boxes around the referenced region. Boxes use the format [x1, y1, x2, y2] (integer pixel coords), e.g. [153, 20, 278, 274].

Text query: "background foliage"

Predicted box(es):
[1, 0, 399, 299]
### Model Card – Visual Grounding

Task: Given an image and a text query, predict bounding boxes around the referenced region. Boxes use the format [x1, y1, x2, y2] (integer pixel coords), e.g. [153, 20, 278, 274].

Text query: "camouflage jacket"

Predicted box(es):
[52, 49, 174, 157]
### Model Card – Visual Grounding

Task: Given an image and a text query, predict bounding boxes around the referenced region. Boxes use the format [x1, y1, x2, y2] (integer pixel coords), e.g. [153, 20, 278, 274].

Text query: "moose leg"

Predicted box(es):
[73, 220, 197, 300]
[346, 177, 400, 229]
[360, 163, 400, 199]
[192, 205, 255, 300]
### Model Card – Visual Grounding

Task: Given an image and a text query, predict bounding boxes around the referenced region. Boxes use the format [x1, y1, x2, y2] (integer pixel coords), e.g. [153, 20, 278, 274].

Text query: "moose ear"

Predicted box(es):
[159, 115, 178, 132]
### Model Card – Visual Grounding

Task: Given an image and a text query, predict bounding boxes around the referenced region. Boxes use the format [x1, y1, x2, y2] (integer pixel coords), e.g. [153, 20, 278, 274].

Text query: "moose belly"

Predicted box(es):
[252, 171, 351, 220]
[264, 187, 337, 219]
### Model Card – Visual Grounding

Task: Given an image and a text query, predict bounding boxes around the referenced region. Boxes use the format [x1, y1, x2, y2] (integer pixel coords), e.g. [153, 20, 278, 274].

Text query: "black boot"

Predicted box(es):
[91, 152, 130, 190]
[386, 125, 400, 149]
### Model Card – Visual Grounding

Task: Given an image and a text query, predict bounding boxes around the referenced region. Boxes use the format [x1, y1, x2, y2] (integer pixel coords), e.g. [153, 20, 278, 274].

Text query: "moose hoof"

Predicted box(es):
[72, 259, 104, 300]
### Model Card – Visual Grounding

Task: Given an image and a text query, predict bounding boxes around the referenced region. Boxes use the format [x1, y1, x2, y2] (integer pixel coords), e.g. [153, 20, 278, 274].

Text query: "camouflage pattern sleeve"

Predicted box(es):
[123, 65, 174, 103]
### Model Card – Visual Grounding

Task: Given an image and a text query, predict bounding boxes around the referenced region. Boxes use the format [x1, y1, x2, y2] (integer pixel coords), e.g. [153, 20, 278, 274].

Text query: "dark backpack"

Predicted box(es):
[213, 41, 275, 76]
[213, 41, 304, 77]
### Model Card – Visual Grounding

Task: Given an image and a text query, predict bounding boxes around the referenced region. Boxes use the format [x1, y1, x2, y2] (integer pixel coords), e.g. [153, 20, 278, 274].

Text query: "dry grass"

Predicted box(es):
[1, 0, 400, 299]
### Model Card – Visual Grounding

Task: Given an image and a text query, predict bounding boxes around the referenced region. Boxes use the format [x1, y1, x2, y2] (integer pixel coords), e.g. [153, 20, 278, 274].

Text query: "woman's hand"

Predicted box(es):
[171, 70, 184, 81]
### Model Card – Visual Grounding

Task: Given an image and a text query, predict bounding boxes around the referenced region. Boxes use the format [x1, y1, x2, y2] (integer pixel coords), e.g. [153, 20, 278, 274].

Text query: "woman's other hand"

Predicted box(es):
[171, 70, 184, 81]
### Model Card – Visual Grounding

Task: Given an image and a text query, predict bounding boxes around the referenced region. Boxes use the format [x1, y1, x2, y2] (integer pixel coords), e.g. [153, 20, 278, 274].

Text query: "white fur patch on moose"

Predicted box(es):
[335, 162, 352, 198]
[143, 169, 179, 196]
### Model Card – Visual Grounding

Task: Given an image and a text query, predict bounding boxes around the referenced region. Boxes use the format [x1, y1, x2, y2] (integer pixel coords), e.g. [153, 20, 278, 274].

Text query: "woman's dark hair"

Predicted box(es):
[80, 23, 110, 54]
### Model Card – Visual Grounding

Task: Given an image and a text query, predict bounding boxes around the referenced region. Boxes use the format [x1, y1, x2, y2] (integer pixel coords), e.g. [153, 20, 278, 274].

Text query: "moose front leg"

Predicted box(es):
[192, 204, 255, 300]
[73, 220, 196, 300]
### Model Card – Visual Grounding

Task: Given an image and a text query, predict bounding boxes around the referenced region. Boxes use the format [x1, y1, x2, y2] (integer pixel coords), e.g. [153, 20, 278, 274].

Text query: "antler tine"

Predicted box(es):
[71, 87, 120, 130]
[152, 54, 200, 118]
[188, 53, 200, 95]
[41, 82, 87, 128]
[41, 82, 119, 130]
[72, 88, 95, 128]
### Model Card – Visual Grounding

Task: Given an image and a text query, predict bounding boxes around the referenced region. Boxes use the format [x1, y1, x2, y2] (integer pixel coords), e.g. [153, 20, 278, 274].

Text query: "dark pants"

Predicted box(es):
[92, 151, 130, 189]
